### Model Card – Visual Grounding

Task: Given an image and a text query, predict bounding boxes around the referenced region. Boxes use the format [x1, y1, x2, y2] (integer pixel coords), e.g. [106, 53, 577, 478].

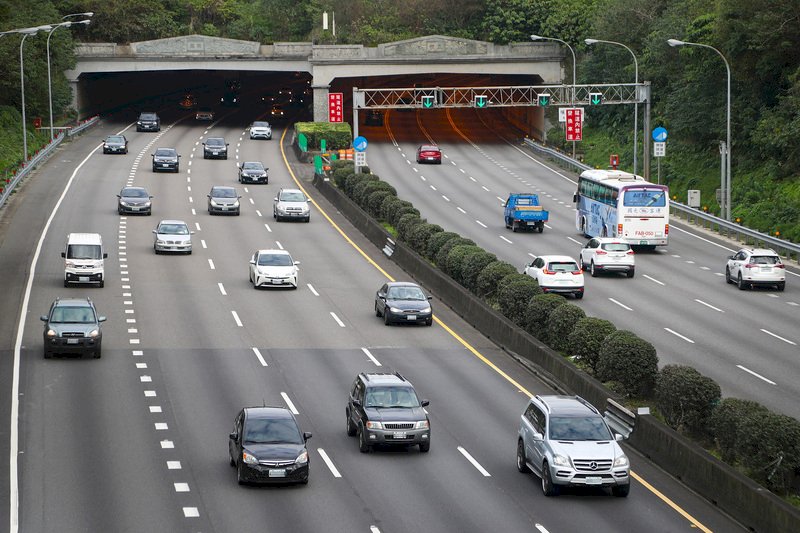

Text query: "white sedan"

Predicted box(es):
[249, 249, 299, 289]
[523, 255, 584, 299]
[579, 238, 635, 278]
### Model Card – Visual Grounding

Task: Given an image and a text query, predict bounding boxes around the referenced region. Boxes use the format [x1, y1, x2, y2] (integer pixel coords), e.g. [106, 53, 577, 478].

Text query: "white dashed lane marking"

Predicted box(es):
[457, 446, 491, 477]
[737, 365, 777, 385]
[317, 448, 342, 478]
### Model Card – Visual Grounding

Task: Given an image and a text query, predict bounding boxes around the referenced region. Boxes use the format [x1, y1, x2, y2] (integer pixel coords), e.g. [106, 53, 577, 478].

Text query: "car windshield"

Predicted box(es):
[364, 386, 419, 408]
[121, 188, 148, 198]
[158, 224, 189, 235]
[548, 261, 580, 273]
[548, 416, 613, 441]
[67, 244, 102, 260]
[106, 136, 124, 143]
[420, 146, 438, 152]
[244, 418, 303, 444]
[211, 188, 237, 198]
[602, 243, 631, 252]
[206, 138, 225, 146]
[155, 149, 176, 157]
[280, 192, 305, 202]
[252, 122, 269, 127]
[50, 306, 95, 324]
[386, 286, 426, 300]
[258, 254, 293, 266]
[751, 255, 780, 265]
[243, 162, 263, 170]
[140, 113, 157, 120]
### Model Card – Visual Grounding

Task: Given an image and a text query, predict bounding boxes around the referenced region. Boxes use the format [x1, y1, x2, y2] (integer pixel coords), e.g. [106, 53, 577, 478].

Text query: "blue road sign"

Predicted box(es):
[353, 136, 368, 152]
[652, 127, 668, 142]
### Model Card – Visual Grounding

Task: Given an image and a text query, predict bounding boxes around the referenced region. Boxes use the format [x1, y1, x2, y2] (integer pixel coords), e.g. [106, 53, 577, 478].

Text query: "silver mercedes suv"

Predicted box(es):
[517, 395, 630, 497]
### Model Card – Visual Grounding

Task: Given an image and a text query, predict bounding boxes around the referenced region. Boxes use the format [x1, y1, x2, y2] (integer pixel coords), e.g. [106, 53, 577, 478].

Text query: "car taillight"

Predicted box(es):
[596, 250, 608, 255]
[775, 264, 785, 269]
[744, 263, 756, 269]
[627, 249, 634, 255]
[572, 270, 582, 275]
[543, 269, 555, 275]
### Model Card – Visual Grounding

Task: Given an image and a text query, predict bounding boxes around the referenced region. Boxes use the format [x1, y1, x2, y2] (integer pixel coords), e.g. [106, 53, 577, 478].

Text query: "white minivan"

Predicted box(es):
[62, 233, 106, 287]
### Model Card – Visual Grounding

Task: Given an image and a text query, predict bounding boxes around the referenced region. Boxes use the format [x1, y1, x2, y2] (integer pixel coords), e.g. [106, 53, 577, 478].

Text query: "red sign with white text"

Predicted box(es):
[565, 108, 582, 141]
[328, 93, 343, 123]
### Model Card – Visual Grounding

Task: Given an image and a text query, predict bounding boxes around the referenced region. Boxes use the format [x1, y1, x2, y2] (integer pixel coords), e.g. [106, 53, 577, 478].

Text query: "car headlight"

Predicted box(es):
[210, 199, 219, 206]
[552, 454, 569, 467]
[156, 239, 166, 245]
[365, 421, 383, 430]
[415, 420, 429, 430]
[66, 261, 76, 268]
[421, 306, 431, 313]
[614, 454, 629, 467]
[143, 201, 151, 207]
[46, 329, 56, 337]
[233, 200, 240, 207]
[389, 307, 403, 313]
[88, 329, 100, 338]
[295, 450, 308, 464]
[242, 451, 258, 464]
[120, 201, 130, 206]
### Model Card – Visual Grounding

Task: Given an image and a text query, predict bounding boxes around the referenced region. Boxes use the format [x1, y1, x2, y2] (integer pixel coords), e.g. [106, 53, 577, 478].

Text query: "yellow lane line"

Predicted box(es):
[279, 125, 713, 533]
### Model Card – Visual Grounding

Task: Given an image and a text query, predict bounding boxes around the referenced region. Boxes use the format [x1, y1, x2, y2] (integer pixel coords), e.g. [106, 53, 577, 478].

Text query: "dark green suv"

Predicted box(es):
[346, 372, 430, 453]
[40, 297, 106, 359]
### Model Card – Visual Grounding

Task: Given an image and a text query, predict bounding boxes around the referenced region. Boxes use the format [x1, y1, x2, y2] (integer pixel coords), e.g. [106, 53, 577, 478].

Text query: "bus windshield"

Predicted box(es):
[623, 189, 666, 207]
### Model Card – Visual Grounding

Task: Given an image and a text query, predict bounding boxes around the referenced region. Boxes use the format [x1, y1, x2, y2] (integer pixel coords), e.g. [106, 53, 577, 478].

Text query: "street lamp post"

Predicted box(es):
[19, 26, 51, 163]
[585, 38, 639, 177]
[668, 38, 732, 220]
[531, 34, 577, 158]
[46, 19, 91, 141]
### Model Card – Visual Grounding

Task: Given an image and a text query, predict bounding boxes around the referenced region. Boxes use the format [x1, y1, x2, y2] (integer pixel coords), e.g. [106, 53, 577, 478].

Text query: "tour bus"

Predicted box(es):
[574, 169, 669, 248]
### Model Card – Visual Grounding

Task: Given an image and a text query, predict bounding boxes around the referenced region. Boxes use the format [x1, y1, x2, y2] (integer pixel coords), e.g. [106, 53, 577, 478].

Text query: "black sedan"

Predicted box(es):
[103, 135, 128, 154]
[151, 148, 180, 172]
[238, 161, 268, 184]
[117, 186, 152, 215]
[375, 281, 433, 326]
[229, 407, 311, 485]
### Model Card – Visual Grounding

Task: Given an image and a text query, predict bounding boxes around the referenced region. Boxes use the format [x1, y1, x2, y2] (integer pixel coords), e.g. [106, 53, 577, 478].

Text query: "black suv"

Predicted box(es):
[346, 372, 430, 453]
[40, 297, 106, 359]
[228, 406, 311, 485]
[151, 147, 180, 172]
[136, 112, 160, 132]
[203, 137, 228, 159]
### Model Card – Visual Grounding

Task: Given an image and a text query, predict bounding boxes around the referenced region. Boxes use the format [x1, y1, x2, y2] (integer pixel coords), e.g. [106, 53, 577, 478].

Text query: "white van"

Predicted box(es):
[62, 233, 107, 287]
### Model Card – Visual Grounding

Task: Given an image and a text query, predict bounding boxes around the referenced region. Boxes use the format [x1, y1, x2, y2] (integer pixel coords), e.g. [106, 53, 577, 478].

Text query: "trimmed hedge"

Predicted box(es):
[475, 261, 518, 303]
[381, 196, 411, 226]
[567, 317, 617, 374]
[496, 274, 542, 325]
[709, 398, 771, 464]
[389, 204, 421, 228]
[737, 411, 800, 494]
[461, 250, 498, 294]
[445, 244, 484, 285]
[396, 213, 423, 241]
[407, 222, 444, 255]
[524, 293, 566, 339]
[655, 365, 721, 438]
[344, 172, 377, 197]
[355, 180, 397, 207]
[426, 231, 460, 261]
[367, 190, 394, 218]
[435, 236, 475, 269]
[596, 330, 659, 398]
[545, 303, 586, 352]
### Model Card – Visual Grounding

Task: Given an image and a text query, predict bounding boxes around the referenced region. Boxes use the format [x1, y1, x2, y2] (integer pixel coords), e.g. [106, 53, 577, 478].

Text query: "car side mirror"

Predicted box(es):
[238, 195, 242, 199]
[427, 295, 432, 300]
[103, 253, 108, 259]
[190, 231, 196, 235]
[294, 261, 300, 266]
[421, 399, 430, 407]
[229, 432, 238, 442]
[98, 316, 107, 322]
[573, 193, 578, 202]
[352, 399, 362, 407]
[117, 195, 121, 199]
[303, 432, 312, 441]
[273, 197, 278, 202]
[727, 255, 734, 260]
[40, 315, 48, 321]
[532, 432, 544, 441]
[615, 433, 624, 441]
[207, 195, 211, 198]
[236, 163, 241, 168]
[152, 229, 157, 234]
[149, 196, 153, 199]
[502, 201, 507, 207]
[61, 252, 66, 258]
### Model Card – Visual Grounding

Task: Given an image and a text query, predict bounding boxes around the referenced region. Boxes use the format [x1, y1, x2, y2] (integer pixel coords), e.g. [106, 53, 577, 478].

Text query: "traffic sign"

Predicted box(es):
[354, 151, 367, 167]
[328, 93, 343, 123]
[353, 136, 368, 152]
[589, 92, 603, 105]
[474, 95, 488, 108]
[565, 108, 583, 141]
[421, 95, 435, 108]
[537, 93, 551, 107]
[652, 127, 668, 142]
[653, 141, 666, 157]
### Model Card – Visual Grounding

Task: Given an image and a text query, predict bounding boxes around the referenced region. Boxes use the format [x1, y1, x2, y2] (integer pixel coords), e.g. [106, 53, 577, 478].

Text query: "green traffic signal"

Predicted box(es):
[475, 95, 488, 108]
[537, 93, 550, 107]
[589, 92, 603, 105]
[422, 95, 435, 108]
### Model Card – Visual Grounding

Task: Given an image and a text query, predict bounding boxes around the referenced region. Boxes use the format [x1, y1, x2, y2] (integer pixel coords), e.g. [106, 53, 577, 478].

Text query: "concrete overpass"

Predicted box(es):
[68, 34, 565, 123]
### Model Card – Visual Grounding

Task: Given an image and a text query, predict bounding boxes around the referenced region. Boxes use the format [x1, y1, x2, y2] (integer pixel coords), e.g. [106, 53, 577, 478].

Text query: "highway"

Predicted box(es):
[364, 107, 800, 421]
[1, 103, 746, 532]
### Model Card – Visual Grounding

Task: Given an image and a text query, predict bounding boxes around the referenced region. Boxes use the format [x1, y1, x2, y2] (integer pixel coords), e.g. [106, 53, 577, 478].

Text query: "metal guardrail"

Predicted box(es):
[522, 138, 800, 262]
[0, 116, 100, 210]
[604, 398, 636, 439]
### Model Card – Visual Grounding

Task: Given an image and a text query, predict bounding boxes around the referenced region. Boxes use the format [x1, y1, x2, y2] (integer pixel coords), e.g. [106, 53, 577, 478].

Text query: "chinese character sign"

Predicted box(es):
[565, 108, 583, 141]
[328, 93, 344, 123]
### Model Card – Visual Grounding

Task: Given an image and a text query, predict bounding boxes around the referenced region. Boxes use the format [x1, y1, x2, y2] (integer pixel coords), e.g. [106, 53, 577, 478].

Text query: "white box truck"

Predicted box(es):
[62, 233, 106, 287]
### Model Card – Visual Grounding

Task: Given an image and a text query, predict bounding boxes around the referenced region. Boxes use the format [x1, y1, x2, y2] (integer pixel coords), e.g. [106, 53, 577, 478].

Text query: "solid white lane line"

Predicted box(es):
[330, 312, 346, 327]
[307, 284, 319, 296]
[218, 283, 227, 295]
[695, 299, 724, 312]
[643, 274, 665, 286]
[361, 347, 381, 366]
[457, 446, 491, 477]
[608, 298, 633, 311]
[252, 347, 268, 367]
[500, 236, 513, 244]
[737, 365, 777, 385]
[231, 311, 243, 327]
[664, 328, 695, 343]
[208, 259, 215, 270]
[281, 392, 299, 414]
[317, 448, 342, 478]
[760, 329, 796, 345]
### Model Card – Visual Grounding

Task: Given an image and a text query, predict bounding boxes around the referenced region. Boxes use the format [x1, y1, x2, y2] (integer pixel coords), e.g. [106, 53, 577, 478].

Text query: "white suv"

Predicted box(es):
[517, 395, 630, 497]
[726, 248, 785, 291]
[249, 121, 272, 140]
[523, 255, 584, 299]
[579, 238, 635, 278]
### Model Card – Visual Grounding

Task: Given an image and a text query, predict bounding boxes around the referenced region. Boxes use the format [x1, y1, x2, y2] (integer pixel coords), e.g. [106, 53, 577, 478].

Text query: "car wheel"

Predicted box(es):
[627, 267, 635, 278]
[737, 273, 747, 290]
[358, 426, 371, 453]
[236, 462, 246, 485]
[304, 217, 310, 223]
[152, 166, 157, 172]
[375, 301, 382, 317]
[93, 350, 101, 359]
[426, 318, 433, 327]
[174, 166, 179, 173]
[99, 280, 104, 288]
[725, 267, 733, 284]
[346, 411, 357, 436]
[541, 462, 559, 496]
[64, 279, 69, 287]
[44, 350, 52, 359]
[612, 484, 631, 497]
[230, 454, 236, 467]
[777, 282, 785, 291]
[575, 291, 584, 300]
[419, 442, 430, 453]
[590, 261, 599, 277]
[516, 440, 529, 473]
[299, 474, 309, 485]
[383, 311, 391, 326]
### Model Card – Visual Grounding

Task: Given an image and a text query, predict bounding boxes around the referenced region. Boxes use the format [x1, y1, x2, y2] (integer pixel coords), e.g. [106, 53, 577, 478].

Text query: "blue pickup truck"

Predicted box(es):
[503, 193, 549, 233]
